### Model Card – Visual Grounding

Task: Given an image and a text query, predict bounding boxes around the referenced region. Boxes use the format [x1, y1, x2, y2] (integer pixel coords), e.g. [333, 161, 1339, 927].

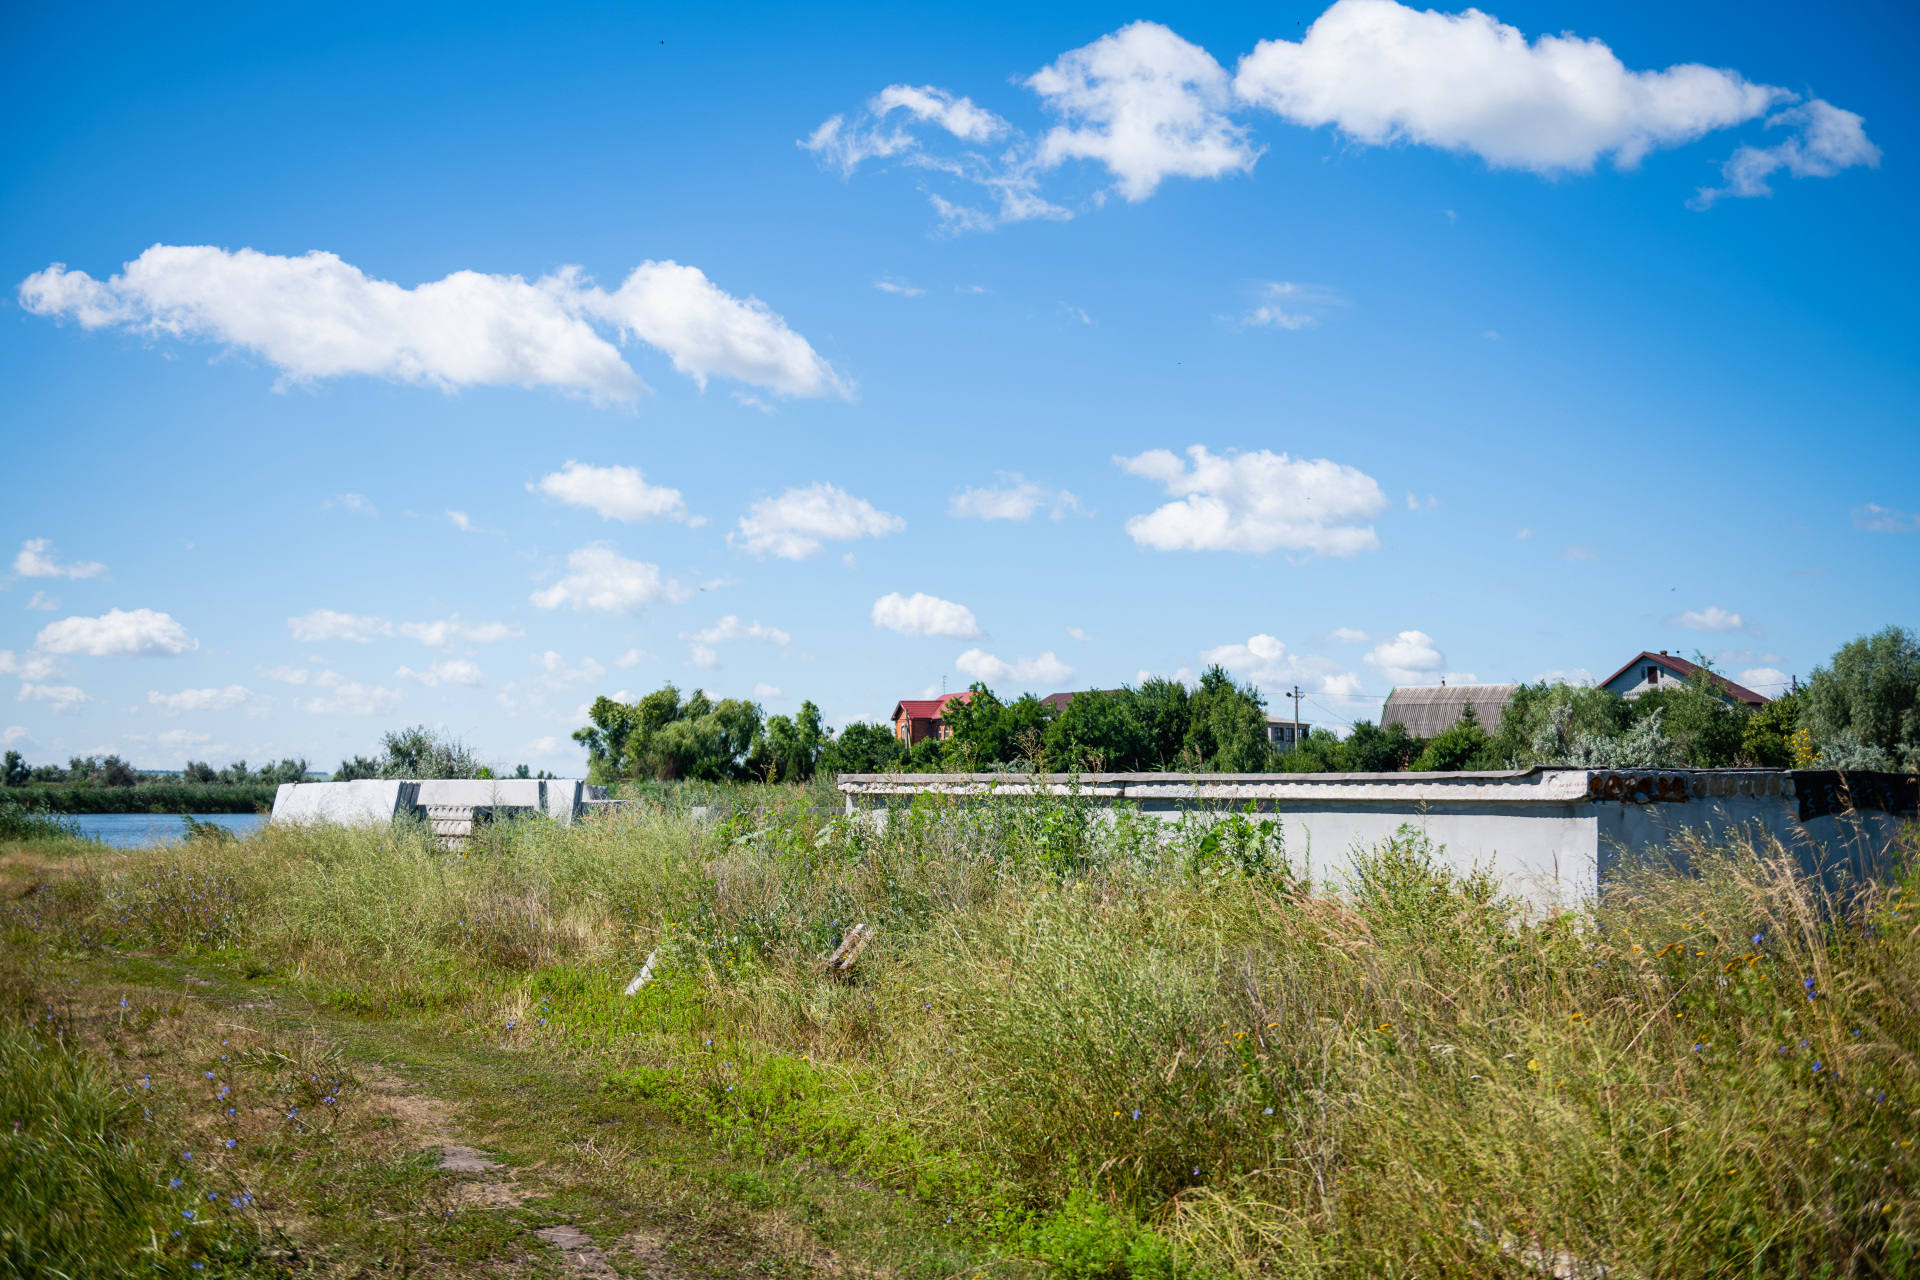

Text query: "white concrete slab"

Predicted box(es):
[272, 780, 420, 825]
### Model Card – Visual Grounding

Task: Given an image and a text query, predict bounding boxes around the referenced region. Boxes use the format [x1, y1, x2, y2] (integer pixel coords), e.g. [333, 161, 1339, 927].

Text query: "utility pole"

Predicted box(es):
[1289, 685, 1302, 752]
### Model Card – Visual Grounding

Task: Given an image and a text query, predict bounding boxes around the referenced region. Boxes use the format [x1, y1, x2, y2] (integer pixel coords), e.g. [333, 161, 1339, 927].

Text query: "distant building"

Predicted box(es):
[1382, 684, 1519, 737]
[1264, 718, 1309, 749]
[891, 691, 973, 745]
[1599, 651, 1768, 706]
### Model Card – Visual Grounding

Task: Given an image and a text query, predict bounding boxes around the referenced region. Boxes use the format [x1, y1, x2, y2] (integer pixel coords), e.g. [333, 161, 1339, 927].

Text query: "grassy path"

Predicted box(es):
[21, 943, 1003, 1279]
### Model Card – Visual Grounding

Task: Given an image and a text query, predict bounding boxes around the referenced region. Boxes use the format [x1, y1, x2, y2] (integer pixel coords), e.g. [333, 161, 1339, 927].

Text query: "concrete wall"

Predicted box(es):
[836, 769, 1915, 914]
[270, 779, 606, 827]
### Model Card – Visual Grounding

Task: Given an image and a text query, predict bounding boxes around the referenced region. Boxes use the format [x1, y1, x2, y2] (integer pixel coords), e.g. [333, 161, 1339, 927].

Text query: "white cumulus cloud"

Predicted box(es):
[530, 545, 692, 616]
[298, 682, 405, 716]
[1363, 630, 1446, 685]
[288, 610, 392, 643]
[754, 682, 783, 699]
[1, 726, 30, 746]
[1117, 446, 1389, 557]
[805, 84, 1009, 175]
[1674, 606, 1746, 633]
[19, 246, 846, 403]
[17, 683, 90, 713]
[948, 473, 1082, 521]
[0, 650, 60, 681]
[396, 659, 486, 688]
[529, 460, 692, 524]
[683, 616, 791, 646]
[148, 686, 258, 714]
[955, 648, 1075, 687]
[13, 538, 105, 580]
[1852, 503, 1920, 534]
[872, 592, 983, 640]
[810, 5, 1874, 226]
[1737, 667, 1793, 697]
[1234, 0, 1784, 173]
[529, 651, 607, 686]
[1694, 100, 1881, 207]
[1030, 21, 1260, 201]
[36, 608, 197, 658]
[732, 484, 904, 560]
[1199, 634, 1366, 700]
[395, 617, 522, 649]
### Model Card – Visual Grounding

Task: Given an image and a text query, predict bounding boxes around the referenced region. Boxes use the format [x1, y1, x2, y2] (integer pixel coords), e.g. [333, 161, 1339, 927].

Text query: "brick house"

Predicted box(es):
[890, 691, 973, 745]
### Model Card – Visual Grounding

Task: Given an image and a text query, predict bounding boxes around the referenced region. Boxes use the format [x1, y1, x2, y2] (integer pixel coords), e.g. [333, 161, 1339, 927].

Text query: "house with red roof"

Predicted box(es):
[1598, 651, 1769, 707]
[890, 691, 973, 745]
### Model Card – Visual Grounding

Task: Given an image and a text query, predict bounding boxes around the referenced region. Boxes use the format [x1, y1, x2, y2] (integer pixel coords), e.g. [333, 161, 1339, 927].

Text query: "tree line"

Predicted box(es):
[572, 625, 1918, 784]
[1, 753, 311, 788]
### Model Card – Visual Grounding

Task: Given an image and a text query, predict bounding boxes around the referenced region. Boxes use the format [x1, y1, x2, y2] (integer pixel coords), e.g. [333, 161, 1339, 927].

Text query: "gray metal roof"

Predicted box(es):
[1380, 683, 1519, 737]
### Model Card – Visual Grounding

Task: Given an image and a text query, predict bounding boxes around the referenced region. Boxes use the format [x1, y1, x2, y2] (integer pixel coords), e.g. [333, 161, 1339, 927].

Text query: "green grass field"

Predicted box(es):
[2, 786, 1915, 1277]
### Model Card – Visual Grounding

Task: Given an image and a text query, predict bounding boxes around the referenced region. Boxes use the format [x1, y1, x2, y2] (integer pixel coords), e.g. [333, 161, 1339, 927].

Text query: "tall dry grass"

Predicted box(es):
[30, 789, 1920, 1277]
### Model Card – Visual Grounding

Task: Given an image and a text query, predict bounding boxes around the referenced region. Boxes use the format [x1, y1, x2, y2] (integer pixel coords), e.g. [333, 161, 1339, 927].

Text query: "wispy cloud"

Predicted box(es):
[1853, 503, 1920, 533]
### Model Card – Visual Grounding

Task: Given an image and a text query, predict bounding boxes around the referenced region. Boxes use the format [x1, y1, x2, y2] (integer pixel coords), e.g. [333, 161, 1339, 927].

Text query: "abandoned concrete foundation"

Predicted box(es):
[836, 768, 1916, 913]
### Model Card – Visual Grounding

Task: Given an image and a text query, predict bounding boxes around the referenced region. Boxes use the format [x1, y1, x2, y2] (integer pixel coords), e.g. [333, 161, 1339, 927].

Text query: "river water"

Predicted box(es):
[64, 813, 269, 848]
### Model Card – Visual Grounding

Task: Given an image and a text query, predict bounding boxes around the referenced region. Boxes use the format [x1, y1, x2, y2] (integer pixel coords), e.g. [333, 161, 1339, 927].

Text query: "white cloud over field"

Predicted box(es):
[1673, 606, 1747, 633]
[148, 685, 263, 715]
[36, 609, 197, 658]
[955, 648, 1074, 686]
[17, 683, 90, 713]
[19, 246, 847, 403]
[396, 660, 486, 688]
[947, 474, 1081, 521]
[1199, 634, 1366, 700]
[530, 545, 692, 616]
[1117, 446, 1388, 557]
[808, 1, 1875, 227]
[1362, 630, 1446, 685]
[872, 593, 983, 640]
[0, 651, 60, 681]
[286, 611, 519, 647]
[530, 461, 697, 524]
[13, 538, 105, 580]
[732, 484, 904, 560]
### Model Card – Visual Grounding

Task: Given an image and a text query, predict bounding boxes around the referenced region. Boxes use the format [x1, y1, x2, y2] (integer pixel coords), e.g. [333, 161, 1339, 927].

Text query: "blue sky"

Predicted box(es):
[2, 0, 1914, 773]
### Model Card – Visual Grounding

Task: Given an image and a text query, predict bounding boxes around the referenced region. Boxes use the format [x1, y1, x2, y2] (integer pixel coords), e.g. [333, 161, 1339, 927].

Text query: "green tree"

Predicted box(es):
[573, 696, 639, 781]
[376, 726, 482, 779]
[941, 685, 1055, 768]
[1279, 726, 1347, 772]
[1409, 702, 1493, 771]
[1333, 720, 1422, 773]
[1132, 677, 1193, 768]
[818, 721, 905, 775]
[1, 751, 24, 787]
[1181, 667, 1274, 772]
[330, 755, 379, 782]
[1043, 689, 1149, 771]
[1485, 682, 1632, 768]
[1632, 659, 1747, 767]
[1739, 689, 1801, 768]
[754, 700, 827, 782]
[1803, 626, 1920, 770]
